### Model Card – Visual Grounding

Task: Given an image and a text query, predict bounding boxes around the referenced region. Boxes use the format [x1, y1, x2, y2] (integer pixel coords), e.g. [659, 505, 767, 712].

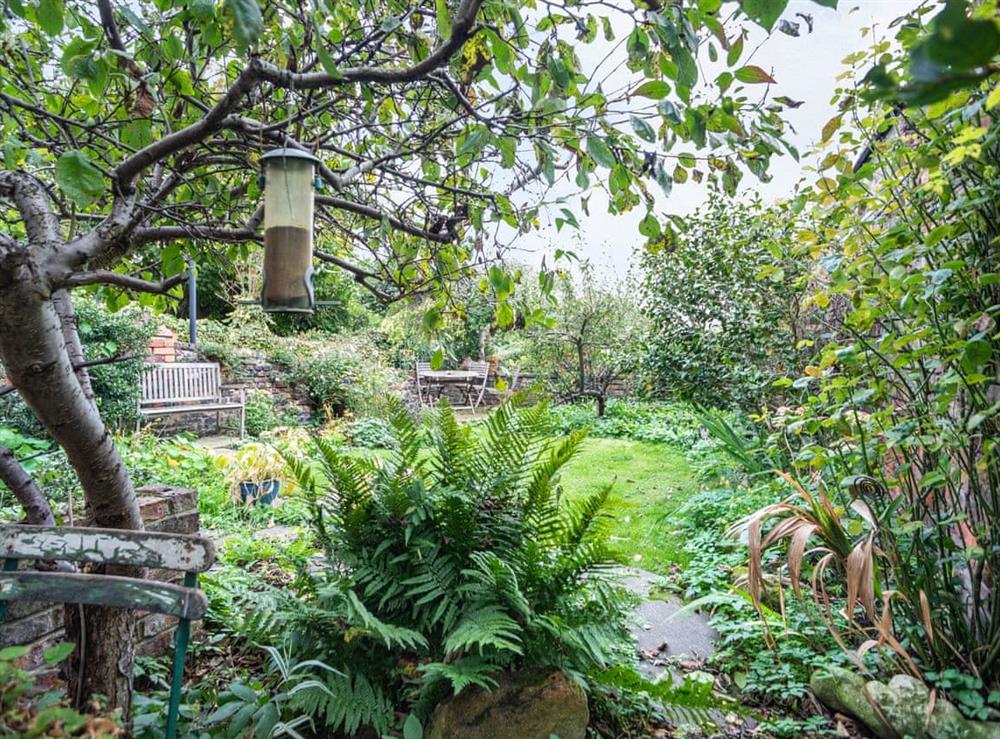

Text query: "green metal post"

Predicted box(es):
[165, 572, 197, 739]
[0, 558, 18, 623]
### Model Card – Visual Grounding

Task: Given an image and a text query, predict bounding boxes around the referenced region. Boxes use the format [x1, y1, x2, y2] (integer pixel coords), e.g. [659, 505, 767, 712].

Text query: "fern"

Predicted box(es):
[289, 671, 395, 735]
[591, 665, 744, 731]
[418, 657, 500, 693]
[443, 605, 523, 657]
[271, 398, 632, 736]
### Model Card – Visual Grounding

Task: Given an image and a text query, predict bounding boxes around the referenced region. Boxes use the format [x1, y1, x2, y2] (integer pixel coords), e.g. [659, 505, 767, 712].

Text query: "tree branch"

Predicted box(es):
[0, 171, 61, 251]
[0, 444, 56, 526]
[63, 271, 189, 295]
[316, 195, 453, 243]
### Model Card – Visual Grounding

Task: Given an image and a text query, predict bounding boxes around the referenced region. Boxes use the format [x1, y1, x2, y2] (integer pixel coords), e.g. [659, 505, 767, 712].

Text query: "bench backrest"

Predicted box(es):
[140, 362, 222, 406]
[0, 525, 215, 619]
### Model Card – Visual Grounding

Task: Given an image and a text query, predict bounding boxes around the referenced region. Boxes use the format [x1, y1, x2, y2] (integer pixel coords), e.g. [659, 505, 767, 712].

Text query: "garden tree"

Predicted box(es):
[638, 195, 808, 409]
[526, 269, 644, 416]
[0, 0, 822, 712]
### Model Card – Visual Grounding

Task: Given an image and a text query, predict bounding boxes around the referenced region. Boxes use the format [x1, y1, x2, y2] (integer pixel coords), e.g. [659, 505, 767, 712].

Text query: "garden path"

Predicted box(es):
[618, 567, 718, 680]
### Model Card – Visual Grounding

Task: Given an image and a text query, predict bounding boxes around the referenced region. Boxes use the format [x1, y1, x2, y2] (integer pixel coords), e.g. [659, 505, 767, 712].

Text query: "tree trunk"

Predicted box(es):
[0, 279, 142, 714]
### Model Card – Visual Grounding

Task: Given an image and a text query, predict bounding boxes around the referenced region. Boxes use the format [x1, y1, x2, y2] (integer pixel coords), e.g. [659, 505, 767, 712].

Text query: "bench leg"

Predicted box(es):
[165, 572, 196, 739]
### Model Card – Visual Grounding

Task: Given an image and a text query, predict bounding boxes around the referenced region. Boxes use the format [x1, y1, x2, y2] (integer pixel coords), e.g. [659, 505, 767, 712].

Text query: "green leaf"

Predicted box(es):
[431, 348, 444, 369]
[189, 0, 216, 21]
[435, 0, 451, 39]
[253, 701, 279, 738]
[43, 642, 75, 665]
[423, 306, 444, 332]
[821, 114, 843, 142]
[924, 0, 1000, 70]
[632, 80, 671, 99]
[547, 56, 570, 89]
[586, 135, 616, 168]
[205, 700, 246, 725]
[962, 339, 991, 371]
[55, 150, 105, 208]
[403, 714, 423, 739]
[316, 42, 342, 78]
[638, 213, 661, 238]
[37, 0, 64, 35]
[654, 164, 672, 197]
[457, 127, 489, 158]
[630, 116, 656, 143]
[727, 34, 744, 67]
[226, 0, 262, 52]
[0, 646, 30, 662]
[734, 65, 776, 84]
[739, 0, 788, 32]
[496, 301, 514, 328]
[228, 681, 259, 703]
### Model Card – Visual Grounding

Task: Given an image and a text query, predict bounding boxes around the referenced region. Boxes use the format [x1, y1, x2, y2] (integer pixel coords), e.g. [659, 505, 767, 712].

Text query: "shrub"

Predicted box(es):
[546, 399, 720, 451]
[283, 337, 402, 418]
[243, 390, 292, 437]
[248, 400, 632, 735]
[344, 416, 396, 449]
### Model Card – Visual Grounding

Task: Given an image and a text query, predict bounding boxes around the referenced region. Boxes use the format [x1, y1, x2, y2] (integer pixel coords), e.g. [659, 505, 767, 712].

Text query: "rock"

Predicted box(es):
[426, 669, 588, 739]
[869, 674, 1000, 739]
[810, 666, 894, 739]
[811, 667, 1000, 739]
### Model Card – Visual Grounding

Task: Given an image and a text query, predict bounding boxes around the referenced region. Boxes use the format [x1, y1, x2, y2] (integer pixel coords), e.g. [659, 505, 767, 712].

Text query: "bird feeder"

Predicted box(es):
[260, 148, 320, 313]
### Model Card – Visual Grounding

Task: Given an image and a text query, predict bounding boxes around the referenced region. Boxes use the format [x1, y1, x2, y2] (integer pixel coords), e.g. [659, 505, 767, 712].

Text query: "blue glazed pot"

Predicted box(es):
[239, 478, 280, 506]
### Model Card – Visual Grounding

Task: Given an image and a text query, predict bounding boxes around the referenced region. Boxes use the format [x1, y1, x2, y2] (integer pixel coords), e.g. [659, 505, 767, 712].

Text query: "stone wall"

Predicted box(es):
[0, 485, 203, 674]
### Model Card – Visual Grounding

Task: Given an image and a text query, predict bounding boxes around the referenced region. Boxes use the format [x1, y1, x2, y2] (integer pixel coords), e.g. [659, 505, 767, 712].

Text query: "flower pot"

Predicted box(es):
[239, 478, 280, 506]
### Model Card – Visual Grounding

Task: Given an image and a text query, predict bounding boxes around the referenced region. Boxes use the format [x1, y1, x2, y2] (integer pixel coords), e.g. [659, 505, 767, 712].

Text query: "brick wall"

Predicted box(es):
[0, 485, 203, 673]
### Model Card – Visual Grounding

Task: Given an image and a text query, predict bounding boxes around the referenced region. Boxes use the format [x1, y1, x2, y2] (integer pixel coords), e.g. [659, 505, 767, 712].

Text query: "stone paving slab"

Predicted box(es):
[615, 567, 718, 680]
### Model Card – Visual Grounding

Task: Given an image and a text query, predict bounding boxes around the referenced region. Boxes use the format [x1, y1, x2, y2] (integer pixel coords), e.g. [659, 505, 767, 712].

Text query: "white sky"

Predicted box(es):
[505, 0, 922, 278]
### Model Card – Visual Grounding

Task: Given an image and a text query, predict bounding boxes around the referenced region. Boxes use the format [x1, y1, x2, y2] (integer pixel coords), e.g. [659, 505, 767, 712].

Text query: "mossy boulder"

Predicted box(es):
[811, 666, 1000, 739]
[427, 669, 588, 739]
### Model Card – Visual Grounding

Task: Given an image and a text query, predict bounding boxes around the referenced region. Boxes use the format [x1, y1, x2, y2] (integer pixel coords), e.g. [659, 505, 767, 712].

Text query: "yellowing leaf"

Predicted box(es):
[987, 80, 1000, 110]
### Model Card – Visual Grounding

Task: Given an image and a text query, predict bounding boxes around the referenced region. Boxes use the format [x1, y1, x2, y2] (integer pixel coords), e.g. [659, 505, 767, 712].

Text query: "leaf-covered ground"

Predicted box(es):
[562, 437, 700, 574]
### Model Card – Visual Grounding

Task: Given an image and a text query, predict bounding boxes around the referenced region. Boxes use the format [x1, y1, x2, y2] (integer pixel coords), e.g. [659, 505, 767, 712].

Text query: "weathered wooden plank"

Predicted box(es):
[0, 525, 215, 572]
[0, 572, 207, 619]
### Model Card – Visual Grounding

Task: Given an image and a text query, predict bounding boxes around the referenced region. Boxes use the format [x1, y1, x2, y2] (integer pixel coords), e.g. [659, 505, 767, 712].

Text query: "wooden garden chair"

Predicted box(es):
[461, 361, 491, 413]
[0, 524, 215, 739]
[415, 360, 442, 407]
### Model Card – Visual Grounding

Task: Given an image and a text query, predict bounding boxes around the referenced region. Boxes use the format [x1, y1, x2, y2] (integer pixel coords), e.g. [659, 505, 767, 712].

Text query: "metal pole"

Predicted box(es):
[187, 260, 197, 345]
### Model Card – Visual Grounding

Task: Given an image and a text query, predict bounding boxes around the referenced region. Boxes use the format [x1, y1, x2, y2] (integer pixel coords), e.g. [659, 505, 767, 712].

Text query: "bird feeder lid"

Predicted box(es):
[260, 148, 321, 164]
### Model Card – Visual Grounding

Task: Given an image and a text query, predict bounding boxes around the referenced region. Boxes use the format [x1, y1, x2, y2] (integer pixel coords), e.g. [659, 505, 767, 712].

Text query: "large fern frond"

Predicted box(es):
[443, 605, 523, 657]
[289, 671, 394, 736]
[418, 657, 500, 694]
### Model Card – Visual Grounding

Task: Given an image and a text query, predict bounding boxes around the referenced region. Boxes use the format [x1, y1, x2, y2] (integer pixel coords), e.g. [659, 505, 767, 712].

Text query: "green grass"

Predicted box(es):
[561, 437, 699, 574]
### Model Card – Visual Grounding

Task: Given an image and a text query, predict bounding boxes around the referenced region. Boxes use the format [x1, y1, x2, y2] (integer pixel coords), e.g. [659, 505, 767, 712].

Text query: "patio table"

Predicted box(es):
[422, 370, 479, 383]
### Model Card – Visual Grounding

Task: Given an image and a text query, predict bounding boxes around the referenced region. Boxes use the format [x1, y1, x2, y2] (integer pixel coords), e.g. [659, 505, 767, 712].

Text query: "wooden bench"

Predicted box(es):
[0, 524, 216, 739]
[137, 362, 245, 437]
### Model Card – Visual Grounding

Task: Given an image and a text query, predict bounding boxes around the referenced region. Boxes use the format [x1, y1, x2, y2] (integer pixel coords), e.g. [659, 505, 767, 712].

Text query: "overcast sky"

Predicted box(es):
[505, 0, 922, 278]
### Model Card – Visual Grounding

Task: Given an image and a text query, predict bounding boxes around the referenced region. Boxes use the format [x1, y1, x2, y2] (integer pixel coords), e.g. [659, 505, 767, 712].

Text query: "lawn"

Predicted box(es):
[561, 437, 700, 574]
